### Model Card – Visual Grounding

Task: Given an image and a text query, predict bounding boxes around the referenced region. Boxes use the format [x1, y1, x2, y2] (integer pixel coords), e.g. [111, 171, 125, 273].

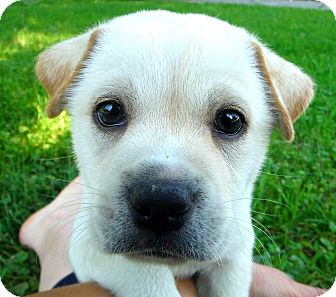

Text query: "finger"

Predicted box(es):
[177, 279, 198, 297]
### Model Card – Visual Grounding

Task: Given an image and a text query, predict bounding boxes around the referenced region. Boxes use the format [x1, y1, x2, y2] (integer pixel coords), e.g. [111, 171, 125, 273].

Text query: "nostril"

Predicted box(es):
[133, 201, 151, 218]
[167, 204, 190, 219]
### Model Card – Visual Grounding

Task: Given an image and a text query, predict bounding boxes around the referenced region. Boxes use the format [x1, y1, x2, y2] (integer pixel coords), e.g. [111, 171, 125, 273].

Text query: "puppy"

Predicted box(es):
[36, 10, 314, 297]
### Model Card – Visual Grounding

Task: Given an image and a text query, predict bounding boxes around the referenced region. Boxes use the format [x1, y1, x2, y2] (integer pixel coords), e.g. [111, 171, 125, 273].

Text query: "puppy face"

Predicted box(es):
[36, 11, 313, 263]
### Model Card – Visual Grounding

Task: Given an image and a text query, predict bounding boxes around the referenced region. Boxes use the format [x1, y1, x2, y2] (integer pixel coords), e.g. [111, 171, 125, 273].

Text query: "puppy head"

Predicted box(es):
[36, 11, 314, 263]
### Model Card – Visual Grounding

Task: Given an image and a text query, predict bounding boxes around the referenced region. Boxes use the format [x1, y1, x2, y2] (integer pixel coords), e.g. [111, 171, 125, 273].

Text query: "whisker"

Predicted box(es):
[260, 170, 300, 178]
[40, 155, 75, 161]
[222, 217, 272, 265]
[225, 197, 293, 213]
[38, 192, 106, 199]
[209, 228, 266, 266]
[253, 244, 265, 265]
[70, 221, 91, 247]
[250, 210, 278, 217]
[38, 198, 100, 221]
[37, 207, 94, 242]
[44, 176, 105, 195]
[250, 217, 281, 263]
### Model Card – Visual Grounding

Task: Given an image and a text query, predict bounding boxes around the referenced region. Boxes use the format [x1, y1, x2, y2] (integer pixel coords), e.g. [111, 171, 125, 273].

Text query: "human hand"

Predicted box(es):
[177, 279, 198, 297]
[177, 263, 326, 297]
[250, 263, 326, 297]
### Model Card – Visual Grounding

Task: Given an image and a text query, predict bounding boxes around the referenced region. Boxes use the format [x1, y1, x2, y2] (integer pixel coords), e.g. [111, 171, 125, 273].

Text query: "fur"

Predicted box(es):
[36, 10, 314, 297]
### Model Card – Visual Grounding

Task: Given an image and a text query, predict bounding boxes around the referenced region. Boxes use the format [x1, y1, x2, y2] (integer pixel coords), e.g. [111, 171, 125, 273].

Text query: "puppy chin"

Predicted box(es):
[124, 250, 191, 265]
[97, 227, 212, 263]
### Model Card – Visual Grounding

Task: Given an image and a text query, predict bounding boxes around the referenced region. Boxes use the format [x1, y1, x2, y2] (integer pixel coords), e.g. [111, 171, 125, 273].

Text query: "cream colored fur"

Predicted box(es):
[36, 10, 314, 297]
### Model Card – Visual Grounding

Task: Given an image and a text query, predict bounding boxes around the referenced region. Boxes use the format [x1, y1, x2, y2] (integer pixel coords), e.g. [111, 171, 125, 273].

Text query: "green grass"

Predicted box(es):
[0, 0, 335, 295]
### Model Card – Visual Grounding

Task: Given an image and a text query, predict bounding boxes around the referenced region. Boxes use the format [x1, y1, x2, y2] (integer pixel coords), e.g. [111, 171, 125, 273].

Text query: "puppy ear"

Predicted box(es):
[36, 29, 101, 118]
[251, 41, 314, 142]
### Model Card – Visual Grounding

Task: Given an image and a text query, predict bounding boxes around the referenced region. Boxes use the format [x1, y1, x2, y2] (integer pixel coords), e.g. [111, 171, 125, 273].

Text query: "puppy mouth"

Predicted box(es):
[131, 249, 184, 258]
[122, 233, 192, 260]
[125, 248, 191, 263]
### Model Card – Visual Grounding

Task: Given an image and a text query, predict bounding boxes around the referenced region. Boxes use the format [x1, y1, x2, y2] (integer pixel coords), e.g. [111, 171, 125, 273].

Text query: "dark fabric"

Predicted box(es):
[53, 273, 79, 288]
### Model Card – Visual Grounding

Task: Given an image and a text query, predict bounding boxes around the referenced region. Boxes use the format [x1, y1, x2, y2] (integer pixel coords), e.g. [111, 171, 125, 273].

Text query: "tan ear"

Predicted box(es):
[251, 41, 314, 142]
[36, 29, 101, 118]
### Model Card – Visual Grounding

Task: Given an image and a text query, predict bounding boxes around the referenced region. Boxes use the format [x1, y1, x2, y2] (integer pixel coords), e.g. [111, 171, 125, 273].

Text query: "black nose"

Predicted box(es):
[130, 180, 192, 234]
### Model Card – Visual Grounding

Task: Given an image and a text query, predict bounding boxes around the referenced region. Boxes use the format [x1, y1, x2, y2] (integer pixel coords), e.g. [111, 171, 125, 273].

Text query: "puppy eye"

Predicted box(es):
[214, 109, 244, 135]
[96, 101, 126, 127]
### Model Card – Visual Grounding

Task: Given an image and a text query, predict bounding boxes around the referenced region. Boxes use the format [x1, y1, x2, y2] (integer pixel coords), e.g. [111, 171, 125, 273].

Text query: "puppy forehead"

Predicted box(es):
[80, 11, 261, 109]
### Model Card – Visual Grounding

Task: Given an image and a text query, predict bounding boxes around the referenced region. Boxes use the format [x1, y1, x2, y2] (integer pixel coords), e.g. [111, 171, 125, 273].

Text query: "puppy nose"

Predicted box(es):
[130, 180, 192, 234]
